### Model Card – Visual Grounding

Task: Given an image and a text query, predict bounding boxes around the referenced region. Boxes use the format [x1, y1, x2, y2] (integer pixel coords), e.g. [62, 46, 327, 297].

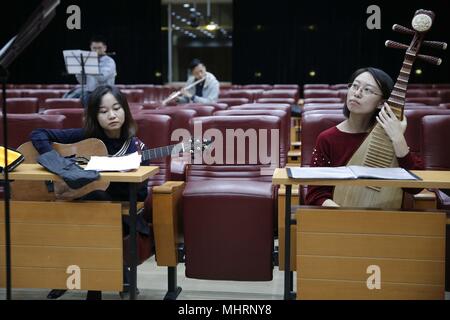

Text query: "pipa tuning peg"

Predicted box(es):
[417, 54, 442, 65]
[392, 24, 414, 35]
[423, 41, 447, 50]
[385, 40, 409, 50]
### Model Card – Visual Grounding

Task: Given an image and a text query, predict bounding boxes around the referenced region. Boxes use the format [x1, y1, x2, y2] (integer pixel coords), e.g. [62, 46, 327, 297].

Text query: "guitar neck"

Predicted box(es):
[141, 143, 184, 161]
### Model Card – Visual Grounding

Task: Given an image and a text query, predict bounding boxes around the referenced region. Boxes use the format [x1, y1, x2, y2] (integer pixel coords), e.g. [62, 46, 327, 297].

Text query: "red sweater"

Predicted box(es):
[305, 126, 424, 206]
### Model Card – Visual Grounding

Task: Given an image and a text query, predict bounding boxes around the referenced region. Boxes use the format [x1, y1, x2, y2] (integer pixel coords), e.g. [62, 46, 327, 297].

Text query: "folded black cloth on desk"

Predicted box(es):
[37, 150, 100, 189]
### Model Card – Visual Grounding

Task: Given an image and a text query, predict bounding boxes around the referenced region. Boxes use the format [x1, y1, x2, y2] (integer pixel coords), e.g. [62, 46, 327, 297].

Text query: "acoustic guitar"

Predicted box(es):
[10, 137, 210, 201]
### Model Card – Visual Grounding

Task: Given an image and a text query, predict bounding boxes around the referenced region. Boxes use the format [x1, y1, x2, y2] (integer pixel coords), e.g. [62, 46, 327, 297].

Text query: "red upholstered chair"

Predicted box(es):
[261, 89, 298, 101]
[406, 89, 428, 98]
[303, 84, 330, 90]
[167, 105, 215, 116]
[140, 108, 198, 180]
[223, 89, 264, 102]
[214, 109, 289, 167]
[329, 84, 348, 90]
[273, 84, 299, 91]
[121, 89, 144, 103]
[257, 97, 296, 105]
[0, 90, 22, 100]
[439, 103, 450, 110]
[438, 90, 450, 103]
[242, 84, 273, 90]
[134, 114, 173, 223]
[43, 108, 84, 128]
[181, 115, 281, 281]
[405, 97, 442, 105]
[299, 113, 346, 202]
[20, 90, 62, 108]
[420, 115, 450, 290]
[183, 102, 228, 111]
[44, 84, 72, 89]
[303, 97, 342, 104]
[43, 98, 83, 110]
[404, 109, 450, 159]
[217, 98, 249, 106]
[303, 103, 344, 112]
[127, 85, 155, 102]
[0, 114, 65, 148]
[5, 98, 39, 114]
[303, 89, 339, 99]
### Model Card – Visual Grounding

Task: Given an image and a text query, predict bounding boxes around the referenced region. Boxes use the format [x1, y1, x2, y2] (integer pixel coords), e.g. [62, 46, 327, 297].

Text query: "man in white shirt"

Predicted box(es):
[178, 59, 219, 104]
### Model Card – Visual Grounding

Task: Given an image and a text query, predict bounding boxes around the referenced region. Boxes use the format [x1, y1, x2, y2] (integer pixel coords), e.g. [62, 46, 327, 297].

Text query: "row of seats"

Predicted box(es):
[302, 88, 450, 104]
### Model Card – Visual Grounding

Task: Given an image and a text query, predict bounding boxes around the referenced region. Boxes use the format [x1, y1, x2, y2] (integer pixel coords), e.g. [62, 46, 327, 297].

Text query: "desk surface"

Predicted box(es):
[273, 168, 450, 189]
[3, 164, 159, 183]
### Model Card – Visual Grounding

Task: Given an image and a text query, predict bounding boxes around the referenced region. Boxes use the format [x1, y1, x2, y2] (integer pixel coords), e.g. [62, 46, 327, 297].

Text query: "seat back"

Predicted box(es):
[0, 114, 65, 148]
[133, 114, 172, 188]
[214, 109, 289, 167]
[43, 108, 85, 128]
[187, 115, 283, 182]
[404, 109, 450, 159]
[43, 98, 83, 110]
[421, 115, 450, 170]
[5, 98, 39, 114]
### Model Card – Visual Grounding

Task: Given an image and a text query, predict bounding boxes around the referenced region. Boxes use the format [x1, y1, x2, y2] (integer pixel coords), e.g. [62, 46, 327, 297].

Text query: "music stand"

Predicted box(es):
[63, 50, 100, 103]
[0, 0, 60, 300]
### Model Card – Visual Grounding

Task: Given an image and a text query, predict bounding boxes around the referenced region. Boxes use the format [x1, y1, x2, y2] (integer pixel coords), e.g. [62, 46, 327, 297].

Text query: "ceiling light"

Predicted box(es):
[206, 22, 218, 31]
[183, 4, 190, 8]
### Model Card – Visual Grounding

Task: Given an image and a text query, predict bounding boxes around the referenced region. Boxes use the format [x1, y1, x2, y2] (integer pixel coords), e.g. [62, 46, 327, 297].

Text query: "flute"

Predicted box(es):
[162, 77, 206, 105]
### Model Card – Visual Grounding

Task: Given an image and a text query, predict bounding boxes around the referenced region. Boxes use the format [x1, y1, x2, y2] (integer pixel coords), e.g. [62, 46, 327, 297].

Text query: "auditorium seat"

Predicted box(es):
[140, 108, 198, 181]
[183, 102, 228, 111]
[43, 108, 84, 128]
[438, 90, 450, 103]
[421, 114, 450, 291]
[20, 90, 62, 107]
[303, 97, 342, 104]
[329, 84, 349, 90]
[303, 103, 344, 112]
[217, 98, 250, 106]
[299, 113, 346, 202]
[5, 98, 39, 114]
[261, 89, 298, 101]
[43, 98, 82, 110]
[303, 89, 339, 99]
[214, 109, 289, 167]
[121, 89, 144, 103]
[256, 97, 296, 105]
[167, 105, 215, 116]
[0, 114, 66, 148]
[404, 109, 450, 160]
[242, 84, 273, 90]
[0, 90, 21, 99]
[181, 115, 281, 281]
[220, 89, 264, 102]
[303, 84, 330, 90]
[273, 84, 299, 91]
[405, 97, 442, 105]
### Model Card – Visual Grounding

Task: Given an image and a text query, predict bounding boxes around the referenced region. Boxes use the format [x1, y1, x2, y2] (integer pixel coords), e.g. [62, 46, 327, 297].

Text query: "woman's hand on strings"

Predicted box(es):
[376, 102, 410, 157]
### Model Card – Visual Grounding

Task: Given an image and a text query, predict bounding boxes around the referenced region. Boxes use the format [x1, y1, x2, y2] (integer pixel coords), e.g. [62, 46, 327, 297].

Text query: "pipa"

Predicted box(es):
[333, 9, 447, 208]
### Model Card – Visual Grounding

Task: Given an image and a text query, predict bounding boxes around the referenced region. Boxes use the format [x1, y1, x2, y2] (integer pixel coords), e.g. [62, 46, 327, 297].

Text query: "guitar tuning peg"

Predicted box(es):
[417, 54, 442, 65]
[385, 40, 409, 50]
[188, 139, 192, 143]
[392, 24, 415, 35]
[423, 41, 447, 50]
[190, 150, 194, 153]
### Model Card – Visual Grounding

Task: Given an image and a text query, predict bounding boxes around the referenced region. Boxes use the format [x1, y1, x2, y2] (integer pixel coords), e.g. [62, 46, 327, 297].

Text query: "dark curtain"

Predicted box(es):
[0, 0, 162, 84]
[233, 0, 450, 85]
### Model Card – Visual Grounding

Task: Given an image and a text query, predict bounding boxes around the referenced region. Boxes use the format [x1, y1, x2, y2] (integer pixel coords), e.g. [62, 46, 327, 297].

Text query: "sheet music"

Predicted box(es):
[85, 152, 142, 172]
[63, 50, 100, 75]
[288, 166, 419, 180]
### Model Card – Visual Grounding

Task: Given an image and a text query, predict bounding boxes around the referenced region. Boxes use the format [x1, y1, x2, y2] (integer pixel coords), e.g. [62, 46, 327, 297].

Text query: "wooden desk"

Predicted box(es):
[273, 168, 450, 300]
[1, 164, 159, 300]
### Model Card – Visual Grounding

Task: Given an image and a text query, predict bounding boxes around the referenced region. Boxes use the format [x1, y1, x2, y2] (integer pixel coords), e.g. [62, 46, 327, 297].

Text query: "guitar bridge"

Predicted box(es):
[367, 186, 381, 192]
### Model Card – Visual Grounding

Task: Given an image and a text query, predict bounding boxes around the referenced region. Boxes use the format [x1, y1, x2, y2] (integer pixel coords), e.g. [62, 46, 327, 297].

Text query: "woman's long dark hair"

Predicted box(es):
[84, 85, 137, 139]
[343, 67, 394, 120]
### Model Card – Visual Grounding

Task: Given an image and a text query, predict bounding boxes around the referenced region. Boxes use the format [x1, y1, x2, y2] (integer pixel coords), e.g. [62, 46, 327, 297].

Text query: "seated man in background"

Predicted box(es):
[64, 35, 117, 106]
[178, 59, 219, 104]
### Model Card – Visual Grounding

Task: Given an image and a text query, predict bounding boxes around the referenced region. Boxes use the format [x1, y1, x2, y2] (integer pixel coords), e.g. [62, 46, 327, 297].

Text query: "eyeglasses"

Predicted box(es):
[348, 83, 382, 97]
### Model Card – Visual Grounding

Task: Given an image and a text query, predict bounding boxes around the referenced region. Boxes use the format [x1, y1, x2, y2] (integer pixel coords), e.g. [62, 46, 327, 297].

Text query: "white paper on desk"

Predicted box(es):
[84, 152, 142, 172]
